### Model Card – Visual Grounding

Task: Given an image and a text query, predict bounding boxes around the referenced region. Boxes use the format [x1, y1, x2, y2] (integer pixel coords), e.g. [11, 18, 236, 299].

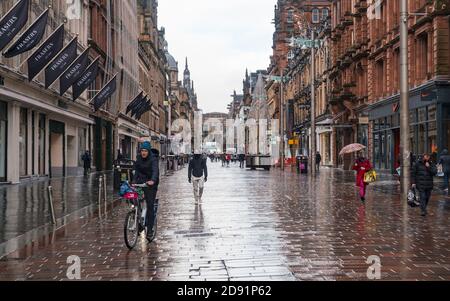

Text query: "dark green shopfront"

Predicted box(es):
[368, 81, 450, 173]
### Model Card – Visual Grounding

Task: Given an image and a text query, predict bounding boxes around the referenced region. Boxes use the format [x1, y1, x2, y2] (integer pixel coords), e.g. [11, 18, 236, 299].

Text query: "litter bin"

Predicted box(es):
[113, 159, 135, 190]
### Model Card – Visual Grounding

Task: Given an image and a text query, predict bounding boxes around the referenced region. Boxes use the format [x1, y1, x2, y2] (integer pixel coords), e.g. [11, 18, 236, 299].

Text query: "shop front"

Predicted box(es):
[117, 116, 151, 162]
[369, 82, 450, 172]
[317, 126, 332, 166]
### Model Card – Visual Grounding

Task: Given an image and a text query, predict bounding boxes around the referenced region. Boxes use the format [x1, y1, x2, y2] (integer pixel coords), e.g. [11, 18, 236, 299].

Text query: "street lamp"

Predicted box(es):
[400, 0, 411, 197]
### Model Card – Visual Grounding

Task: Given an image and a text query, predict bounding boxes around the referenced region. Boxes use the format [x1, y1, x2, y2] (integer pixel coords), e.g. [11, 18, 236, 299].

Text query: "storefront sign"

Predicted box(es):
[91, 75, 117, 111]
[27, 24, 64, 80]
[71, 57, 99, 100]
[0, 0, 29, 51]
[45, 37, 78, 88]
[60, 49, 91, 96]
[3, 9, 48, 58]
[421, 90, 437, 102]
[359, 117, 369, 124]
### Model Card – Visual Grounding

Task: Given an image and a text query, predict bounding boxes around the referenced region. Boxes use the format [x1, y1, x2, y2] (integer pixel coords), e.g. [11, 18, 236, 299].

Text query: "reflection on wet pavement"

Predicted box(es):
[0, 162, 449, 281]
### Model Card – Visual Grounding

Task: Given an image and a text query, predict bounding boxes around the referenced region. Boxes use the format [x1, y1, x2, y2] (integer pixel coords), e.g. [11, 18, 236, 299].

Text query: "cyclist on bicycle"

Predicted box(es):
[133, 141, 159, 241]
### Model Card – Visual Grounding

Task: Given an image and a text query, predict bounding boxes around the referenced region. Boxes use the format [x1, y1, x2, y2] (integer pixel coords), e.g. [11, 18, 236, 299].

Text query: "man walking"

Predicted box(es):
[411, 153, 437, 217]
[81, 151, 91, 176]
[315, 152, 322, 171]
[188, 152, 208, 204]
[239, 153, 245, 169]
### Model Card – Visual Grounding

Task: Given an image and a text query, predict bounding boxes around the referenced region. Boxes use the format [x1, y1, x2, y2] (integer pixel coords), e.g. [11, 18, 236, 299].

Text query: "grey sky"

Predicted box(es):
[158, 0, 275, 114]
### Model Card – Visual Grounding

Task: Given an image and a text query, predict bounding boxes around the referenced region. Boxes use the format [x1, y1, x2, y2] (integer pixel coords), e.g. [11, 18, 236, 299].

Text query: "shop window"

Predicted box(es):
[418, 107, 427, 123]
[428, 104, 436, 121]
[392, 113, 400, 128]
[410, 109, 417, 123]
[418, 123, 426, 155]
[374, 131, 380, 169]
[428, 121, 437, 155]
[0, 101, 7, 181]
[78, 128, 87, 167]
[410, 125, 417, 155]
[19, 108, 28, 177]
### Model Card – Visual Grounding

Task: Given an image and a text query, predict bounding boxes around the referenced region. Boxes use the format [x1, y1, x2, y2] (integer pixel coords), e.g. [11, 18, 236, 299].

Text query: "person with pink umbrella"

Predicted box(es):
[352, 153, 372, 202]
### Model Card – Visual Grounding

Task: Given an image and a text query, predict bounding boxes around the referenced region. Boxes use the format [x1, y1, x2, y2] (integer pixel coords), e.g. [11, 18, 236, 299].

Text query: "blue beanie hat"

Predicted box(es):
[140, 141, 151, 151]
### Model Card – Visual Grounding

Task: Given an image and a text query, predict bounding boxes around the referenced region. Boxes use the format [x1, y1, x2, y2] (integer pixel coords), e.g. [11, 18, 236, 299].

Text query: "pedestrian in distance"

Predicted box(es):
[439, 149, 450, 193]
[81, 150, 91, 176]
[315, 152, 322, 171]
[239, 153, 245, 169]
[226, 154, 231, 167]
[188, 152, 208, 204]
[411, 153, 437, 217]
[352, 154, 372, 202]
[117, 149, 124, 162]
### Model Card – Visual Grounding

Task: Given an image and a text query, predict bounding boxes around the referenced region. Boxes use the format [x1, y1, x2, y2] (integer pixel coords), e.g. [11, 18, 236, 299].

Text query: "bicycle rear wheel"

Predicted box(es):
[124, 210, 139, 249]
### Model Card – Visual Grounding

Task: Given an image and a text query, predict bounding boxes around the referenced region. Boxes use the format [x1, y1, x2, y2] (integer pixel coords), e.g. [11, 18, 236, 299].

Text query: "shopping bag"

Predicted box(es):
[437, 164, 444, 177]
[407, 188, 420, 208]
[364, 169, 377, 183]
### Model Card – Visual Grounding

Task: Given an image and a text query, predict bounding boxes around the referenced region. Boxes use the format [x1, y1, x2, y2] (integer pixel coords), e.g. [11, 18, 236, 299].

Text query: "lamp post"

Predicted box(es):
[400, 0, 411, 197]
[280, 69, 285, 171]
[310, 30, 316, 178]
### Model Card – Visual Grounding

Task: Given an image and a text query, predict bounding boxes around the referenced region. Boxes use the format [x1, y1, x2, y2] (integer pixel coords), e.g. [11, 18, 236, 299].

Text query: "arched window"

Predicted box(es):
[312, 8, 320, 23]
[322, 8, 329, 20]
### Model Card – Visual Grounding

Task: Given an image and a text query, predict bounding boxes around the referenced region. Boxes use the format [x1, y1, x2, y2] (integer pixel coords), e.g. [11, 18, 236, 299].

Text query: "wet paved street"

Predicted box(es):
[0, 161, 450, 281]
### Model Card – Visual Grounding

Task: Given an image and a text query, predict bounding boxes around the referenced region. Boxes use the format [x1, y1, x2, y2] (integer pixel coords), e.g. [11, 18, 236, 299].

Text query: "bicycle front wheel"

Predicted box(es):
[124, 210, 139, 249]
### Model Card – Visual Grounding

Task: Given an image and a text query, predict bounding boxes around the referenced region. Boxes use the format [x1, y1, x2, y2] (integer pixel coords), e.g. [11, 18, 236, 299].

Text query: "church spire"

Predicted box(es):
[183, 57, 191, 88]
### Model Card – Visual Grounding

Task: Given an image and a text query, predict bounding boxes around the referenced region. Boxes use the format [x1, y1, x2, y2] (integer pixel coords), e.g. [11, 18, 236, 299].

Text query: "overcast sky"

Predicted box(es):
[158, 0, 275, 114]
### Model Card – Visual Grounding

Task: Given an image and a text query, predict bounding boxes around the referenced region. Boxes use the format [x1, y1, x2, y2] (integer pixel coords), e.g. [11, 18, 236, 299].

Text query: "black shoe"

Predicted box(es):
[421, 211, 427, 217]
[146, 230, 155, 242]
[361, 197, 365, 202]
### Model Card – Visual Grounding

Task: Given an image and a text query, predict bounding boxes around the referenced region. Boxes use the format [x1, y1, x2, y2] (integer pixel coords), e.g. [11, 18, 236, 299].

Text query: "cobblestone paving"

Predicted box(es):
[1, 162, 450, 281]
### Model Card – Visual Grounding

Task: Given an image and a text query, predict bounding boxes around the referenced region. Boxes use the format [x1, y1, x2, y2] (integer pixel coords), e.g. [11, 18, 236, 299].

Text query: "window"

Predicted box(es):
[312, 8, 320, 23]
[322, 8, 329, 20]
[376, 60, 385, 98]
[416, 33, 429, 82]
[287, 9, 294, 23]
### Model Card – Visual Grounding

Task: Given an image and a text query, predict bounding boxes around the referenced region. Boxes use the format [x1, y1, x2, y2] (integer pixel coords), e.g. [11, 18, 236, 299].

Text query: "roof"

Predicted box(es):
[165, 52, 178, 71]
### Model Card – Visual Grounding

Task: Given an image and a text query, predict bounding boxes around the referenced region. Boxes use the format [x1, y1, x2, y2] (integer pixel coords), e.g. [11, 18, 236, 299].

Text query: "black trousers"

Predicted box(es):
[418, 189, 432, 213]
[143, 186, 158, 232]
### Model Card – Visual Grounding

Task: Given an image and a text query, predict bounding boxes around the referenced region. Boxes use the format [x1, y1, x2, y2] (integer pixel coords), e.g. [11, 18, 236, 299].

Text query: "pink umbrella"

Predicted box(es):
[339, 143, 366, 156]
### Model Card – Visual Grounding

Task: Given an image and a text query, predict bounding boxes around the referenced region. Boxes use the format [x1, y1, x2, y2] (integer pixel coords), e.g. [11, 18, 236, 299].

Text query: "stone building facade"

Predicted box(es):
[0, 0, 200, 184]
[0, 0, 92, 183]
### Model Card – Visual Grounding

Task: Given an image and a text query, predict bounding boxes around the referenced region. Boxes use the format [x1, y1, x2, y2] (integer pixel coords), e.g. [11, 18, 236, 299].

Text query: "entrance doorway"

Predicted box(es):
[49, 120, 65, 178]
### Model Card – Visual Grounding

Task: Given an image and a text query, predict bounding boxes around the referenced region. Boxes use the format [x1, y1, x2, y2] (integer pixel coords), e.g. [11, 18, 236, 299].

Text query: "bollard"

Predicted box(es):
[98, 176, 103, 218]
[103, 174, 108, 217]
[47, 186, 57, 225]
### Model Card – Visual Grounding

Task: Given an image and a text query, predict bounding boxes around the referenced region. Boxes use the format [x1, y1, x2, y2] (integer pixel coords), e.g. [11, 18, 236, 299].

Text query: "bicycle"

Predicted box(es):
[122, 183, 159, 250]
